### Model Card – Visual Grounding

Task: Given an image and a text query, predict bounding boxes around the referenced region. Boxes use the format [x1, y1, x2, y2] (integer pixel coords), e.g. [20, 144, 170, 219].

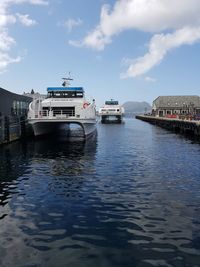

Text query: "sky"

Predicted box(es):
[0, 0, 200, 107]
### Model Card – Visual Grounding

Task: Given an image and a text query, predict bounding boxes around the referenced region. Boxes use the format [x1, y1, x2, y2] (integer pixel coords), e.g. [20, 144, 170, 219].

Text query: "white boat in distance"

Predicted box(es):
[28, 77, 96, 137]
[99, 100, 124, 123]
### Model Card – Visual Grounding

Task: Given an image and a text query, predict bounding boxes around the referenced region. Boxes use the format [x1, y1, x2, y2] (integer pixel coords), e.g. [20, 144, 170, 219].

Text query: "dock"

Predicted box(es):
[136, 115, 200, 137]
[0, 116, 32, 145]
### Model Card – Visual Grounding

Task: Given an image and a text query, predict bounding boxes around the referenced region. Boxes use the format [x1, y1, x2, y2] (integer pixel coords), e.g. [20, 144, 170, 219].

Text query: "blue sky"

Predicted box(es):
[1, 0, 200, 107]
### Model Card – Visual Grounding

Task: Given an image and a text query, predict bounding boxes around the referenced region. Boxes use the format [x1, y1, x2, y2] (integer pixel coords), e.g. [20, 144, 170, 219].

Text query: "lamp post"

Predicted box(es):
[189, 102, 194, 115]
[188, 102, 194, 120]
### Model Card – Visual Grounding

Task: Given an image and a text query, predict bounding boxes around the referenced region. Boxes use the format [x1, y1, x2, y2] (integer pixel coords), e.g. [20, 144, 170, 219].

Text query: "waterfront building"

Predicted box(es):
[152, 95, 200, 117]
[23, 89, 46, 101]
[0, 87, 32, 117]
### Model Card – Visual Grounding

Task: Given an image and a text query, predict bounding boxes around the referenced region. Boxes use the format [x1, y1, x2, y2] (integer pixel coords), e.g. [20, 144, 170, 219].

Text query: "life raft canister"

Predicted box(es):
[83, 102, 90, 109]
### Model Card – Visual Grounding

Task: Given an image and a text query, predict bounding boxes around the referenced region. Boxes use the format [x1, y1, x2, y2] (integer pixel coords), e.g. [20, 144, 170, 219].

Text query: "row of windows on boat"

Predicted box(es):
[47, 91, 83, 98]
[105, 101, 119, 105]
[101, 109, 120, 112]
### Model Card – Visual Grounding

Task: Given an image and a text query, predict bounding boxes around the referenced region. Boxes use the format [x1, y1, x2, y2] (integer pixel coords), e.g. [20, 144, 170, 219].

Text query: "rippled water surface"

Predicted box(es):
[0, 119, 200, 267]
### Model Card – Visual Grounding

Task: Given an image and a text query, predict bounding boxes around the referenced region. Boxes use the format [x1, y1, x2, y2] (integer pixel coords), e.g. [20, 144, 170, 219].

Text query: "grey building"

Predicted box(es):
[0, 87, 32, 117]
[152, 96, 200, 117]
[23, 89, 46, 101]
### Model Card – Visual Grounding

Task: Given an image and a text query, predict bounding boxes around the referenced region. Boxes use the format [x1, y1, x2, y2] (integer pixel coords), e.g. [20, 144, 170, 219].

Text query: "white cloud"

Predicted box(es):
[81, 0, 200, 50]
[0, 14, 16, 27]
[0, 53, 21, 71]
[72, 0, 200, 77]
[2, 0, 48, 5]
[145, 76, 156, 83]
[0, 30, 22, 71]
[0, 0, 48, 72]
[28, 0, 48, 4]
[121, 27, 200, 78]
[68, 40, 82, 48]
[64, 18, 82, 33]
[69, 26, 111, 51]
[0, 30, 15, 51]
[17, 13, 37, 26]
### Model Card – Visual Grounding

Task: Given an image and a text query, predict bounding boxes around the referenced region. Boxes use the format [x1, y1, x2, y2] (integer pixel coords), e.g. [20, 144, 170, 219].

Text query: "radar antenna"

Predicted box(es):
[62, 72, 73, 87]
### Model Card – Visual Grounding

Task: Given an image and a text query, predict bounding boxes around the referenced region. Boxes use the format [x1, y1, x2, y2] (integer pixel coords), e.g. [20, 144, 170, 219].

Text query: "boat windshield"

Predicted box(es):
[47, 91, 83, 98]
[105, 100, 119, 105]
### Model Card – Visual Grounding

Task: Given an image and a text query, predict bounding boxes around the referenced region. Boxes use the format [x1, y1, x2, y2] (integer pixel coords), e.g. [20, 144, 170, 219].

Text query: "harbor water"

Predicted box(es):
[0, 119, 200, 267]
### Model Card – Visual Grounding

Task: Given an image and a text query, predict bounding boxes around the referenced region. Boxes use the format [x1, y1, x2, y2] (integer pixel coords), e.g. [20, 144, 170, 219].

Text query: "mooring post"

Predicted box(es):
[4, 116, 10, 143]
[0, 117, 3, 144]
[20, 115, 26, 138]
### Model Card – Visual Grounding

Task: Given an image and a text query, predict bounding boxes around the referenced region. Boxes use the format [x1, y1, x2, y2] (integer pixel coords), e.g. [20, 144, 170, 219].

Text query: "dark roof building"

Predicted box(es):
[152, 95, 200, 117]
[0, 87, 32, 117]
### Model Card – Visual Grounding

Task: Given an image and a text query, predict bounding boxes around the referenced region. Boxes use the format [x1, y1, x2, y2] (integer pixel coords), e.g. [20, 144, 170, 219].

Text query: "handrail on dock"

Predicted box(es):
[136, 115, 200, 137]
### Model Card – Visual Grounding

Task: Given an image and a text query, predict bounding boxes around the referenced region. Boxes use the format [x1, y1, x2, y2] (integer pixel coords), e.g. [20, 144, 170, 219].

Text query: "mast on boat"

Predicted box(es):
[62, 72, 73, 87]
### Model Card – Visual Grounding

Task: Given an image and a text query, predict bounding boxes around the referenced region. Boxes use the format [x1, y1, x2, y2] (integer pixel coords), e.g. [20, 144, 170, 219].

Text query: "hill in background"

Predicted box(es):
[122, 101, 151, 116]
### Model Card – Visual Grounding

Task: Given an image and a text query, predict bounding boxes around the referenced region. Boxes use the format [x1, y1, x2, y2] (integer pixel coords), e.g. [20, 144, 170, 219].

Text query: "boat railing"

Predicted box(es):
[99, 110, 124, 115]
[32, 109, 75, 119]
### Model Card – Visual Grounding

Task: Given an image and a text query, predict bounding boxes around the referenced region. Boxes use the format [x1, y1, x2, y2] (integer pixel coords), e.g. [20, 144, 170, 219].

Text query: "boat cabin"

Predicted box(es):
[47, 87, 84, 98]
[105, 100, 119, 105]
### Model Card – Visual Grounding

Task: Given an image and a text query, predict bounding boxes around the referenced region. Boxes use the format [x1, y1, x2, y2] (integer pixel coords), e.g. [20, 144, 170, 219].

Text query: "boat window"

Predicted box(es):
[105, 101, 119, 105]
[47, 91, 83, 98]
[76, 92, 83, 97]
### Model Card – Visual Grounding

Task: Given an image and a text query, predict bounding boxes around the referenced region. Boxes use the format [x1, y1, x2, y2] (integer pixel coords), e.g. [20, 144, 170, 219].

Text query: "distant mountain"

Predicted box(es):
[122, 101, 151, 115]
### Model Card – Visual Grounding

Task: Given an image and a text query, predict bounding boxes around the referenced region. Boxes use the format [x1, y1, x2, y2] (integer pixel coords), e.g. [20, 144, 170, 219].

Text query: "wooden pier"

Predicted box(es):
[136, 115, 200, 137]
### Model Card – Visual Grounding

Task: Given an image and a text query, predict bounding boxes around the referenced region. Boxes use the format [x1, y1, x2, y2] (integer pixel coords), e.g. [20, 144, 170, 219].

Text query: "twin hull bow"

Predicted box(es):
[29, 118, 97, 137]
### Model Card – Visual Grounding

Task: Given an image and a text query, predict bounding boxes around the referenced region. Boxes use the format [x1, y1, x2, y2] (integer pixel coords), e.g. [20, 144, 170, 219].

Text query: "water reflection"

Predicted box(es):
[0, 141, 29, 182]
[0, 134, 98, 266]
[0, 121, 200, 267]
[0, 141, 31, 220]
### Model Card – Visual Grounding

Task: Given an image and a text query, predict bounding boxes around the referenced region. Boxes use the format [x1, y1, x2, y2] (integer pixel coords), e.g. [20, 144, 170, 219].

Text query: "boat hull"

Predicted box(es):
[101, 115, 123, 124]
[29, 119, 97, 137]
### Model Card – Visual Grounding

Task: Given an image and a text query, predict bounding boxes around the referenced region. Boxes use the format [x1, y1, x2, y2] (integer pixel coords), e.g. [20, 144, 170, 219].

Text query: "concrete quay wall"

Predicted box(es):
[136, 115, 200, 137]
[0, 116, 33, 145]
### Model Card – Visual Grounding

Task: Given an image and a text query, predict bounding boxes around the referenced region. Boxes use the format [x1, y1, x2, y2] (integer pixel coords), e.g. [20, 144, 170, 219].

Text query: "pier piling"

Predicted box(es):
[136, 115, 200, 138]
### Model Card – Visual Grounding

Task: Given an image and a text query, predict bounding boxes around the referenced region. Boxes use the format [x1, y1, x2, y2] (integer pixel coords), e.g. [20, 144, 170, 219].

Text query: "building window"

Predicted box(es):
[12, 101, 17, 115]
[12, 100, 29, 116]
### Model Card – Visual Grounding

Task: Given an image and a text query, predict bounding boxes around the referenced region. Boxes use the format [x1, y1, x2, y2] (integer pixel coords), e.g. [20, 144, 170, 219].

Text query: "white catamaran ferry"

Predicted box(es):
[99, 100, 124, 123]
[28, 77, 96, 137]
